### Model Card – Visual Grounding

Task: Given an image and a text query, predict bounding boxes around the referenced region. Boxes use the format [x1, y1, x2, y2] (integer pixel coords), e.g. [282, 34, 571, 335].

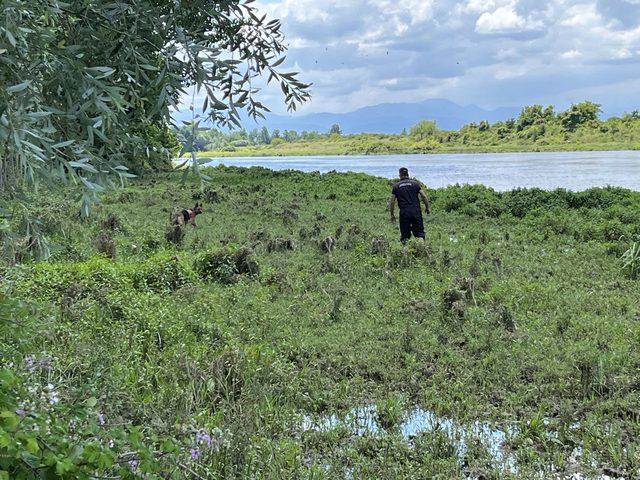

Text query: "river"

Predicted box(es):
[200, 150, 640, 191]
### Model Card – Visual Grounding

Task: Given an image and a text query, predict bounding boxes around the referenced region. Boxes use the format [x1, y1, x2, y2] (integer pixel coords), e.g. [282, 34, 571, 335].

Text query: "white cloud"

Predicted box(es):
[561, 3, 605, 28]
[461, 0, 497, 14]
[373, 0, 435, 24]
[561, 49, 582, 59]
[612, 47, 633, 59]
[475, 5, 527, 34]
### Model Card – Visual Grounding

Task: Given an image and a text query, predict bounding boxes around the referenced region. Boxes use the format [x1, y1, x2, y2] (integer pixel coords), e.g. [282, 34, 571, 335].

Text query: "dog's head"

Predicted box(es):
[193, 202, 204, 215]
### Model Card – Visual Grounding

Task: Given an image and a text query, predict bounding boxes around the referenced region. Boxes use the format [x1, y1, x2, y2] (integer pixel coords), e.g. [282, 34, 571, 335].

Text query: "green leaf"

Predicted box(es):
[24, 437, 39, 454]
[85, 397, 98, 407]
[0, 411, 20, 431]
[53, 140, 75, 149]
[69, 162, 98, 174]
[271, 56, 286, 67]
[56, 459, 74, 475]
[5, 31, 16, 48]
[86, 66, 115, 79]
[7, 81, 32, 93]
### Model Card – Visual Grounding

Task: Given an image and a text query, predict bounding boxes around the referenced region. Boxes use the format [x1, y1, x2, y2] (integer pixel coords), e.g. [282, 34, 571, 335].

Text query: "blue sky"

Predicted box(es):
[236, 0, 640, 117]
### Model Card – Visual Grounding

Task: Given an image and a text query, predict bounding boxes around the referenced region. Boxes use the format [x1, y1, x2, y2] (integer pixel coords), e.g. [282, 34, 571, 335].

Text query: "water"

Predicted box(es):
[301, 405, 517, 473]
[200, 151, 640, 191]
[301, 406, 625, 479]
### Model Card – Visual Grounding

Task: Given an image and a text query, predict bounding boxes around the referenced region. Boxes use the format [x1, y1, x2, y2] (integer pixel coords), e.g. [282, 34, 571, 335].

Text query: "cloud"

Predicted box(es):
[181, 0, 640, 117]
[475, 4, 527, 33]
[561, 49, 583, 59]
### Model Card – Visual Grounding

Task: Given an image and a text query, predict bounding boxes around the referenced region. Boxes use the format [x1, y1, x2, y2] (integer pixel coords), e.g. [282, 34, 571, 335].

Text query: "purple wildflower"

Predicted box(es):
[128, 459, 139, 470]
[98, 413, 105, 425]
[189, 447, 200, 460]
[196, 430, 213, 446]
[15, 408, 26, 416]
[24, 355, 35, 373]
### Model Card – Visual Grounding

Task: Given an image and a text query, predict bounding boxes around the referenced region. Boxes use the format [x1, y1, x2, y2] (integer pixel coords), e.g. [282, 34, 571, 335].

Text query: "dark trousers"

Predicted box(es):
[399, 209, 425, 243]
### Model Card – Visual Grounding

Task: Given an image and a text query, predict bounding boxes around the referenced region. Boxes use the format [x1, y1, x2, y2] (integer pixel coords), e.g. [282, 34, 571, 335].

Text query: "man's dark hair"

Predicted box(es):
[399, 167, 409, 178]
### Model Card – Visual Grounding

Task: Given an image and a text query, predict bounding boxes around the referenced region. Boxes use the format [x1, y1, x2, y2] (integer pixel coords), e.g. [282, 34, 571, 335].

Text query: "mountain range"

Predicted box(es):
[172, 98, 522, 134]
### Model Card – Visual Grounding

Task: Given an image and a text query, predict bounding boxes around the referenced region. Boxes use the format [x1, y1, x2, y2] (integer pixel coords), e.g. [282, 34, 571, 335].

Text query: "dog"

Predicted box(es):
[172, 202, 204, 227]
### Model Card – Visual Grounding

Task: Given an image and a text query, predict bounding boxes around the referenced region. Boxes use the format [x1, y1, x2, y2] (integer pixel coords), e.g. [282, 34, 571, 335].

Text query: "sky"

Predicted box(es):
[239, 0, 640, 117]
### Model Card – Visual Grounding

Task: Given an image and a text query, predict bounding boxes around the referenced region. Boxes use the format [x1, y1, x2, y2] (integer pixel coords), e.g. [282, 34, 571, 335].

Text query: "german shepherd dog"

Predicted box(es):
[172, 202, 204, 227]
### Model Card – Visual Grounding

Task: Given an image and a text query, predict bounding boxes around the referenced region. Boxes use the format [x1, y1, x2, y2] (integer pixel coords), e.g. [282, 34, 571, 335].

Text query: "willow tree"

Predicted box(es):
[0, 0, 309, 250]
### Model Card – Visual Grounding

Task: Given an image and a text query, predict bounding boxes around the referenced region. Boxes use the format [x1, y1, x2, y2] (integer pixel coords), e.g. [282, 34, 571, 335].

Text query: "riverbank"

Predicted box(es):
[194, 138, 639, 158]
[2, 167, 640, 477]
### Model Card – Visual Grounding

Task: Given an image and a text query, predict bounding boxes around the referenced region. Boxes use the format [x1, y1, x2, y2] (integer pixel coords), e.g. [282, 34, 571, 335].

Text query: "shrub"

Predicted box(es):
[94, 231, 116, 258]
[194, 247, 259, 284]
[133, 257, 193, 293]
[165, 224, 185, 246]
[101, 212, 123, 231]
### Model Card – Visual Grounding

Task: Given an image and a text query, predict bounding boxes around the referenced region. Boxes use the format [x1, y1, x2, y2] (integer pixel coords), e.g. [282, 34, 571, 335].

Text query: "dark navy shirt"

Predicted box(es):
[392, 179, 422, 212]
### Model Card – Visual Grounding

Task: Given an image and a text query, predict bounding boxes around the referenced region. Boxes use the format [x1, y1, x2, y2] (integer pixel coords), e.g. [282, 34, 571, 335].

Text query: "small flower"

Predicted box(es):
[189, 447, 200, 460]
[49, 392, 60, 405]
[98, 413, 105, 426]
[15, 408, 26, 416]
[196, 430, 212, 446]
[38, 357, 51, 369]
[108, 439, 115, 448]
[128, 459, 139, 470]
[69, 419, 77, 430]
[24, 355, 35, 372]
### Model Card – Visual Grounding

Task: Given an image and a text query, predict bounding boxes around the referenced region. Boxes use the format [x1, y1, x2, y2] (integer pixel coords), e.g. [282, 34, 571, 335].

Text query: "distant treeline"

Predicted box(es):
[176, 101, 640, 156]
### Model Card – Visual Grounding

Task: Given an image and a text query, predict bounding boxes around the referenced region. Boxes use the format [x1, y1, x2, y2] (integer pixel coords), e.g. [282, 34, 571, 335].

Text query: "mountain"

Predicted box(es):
[172, 99, 521, 134]
[252, 99, 521, 134]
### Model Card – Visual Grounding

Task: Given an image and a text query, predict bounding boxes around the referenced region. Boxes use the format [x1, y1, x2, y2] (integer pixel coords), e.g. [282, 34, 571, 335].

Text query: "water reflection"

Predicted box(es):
[200, 151, 640, 191]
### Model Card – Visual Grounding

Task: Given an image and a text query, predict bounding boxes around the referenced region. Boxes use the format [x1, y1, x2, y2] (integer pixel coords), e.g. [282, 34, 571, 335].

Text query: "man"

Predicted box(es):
[389, 167, 431, 243]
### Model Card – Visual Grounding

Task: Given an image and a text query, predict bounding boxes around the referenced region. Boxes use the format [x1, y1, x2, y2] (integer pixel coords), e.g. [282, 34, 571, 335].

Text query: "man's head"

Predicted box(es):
[399, 167, 409, 179]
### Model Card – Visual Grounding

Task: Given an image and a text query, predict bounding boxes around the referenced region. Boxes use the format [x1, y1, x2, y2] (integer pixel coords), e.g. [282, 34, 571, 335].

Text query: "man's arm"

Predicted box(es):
[388, 194, 397, 221]
[419, 189, 431, 215]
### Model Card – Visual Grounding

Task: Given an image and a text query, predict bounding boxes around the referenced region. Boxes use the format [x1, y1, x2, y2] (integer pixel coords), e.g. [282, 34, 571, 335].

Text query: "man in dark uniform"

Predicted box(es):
[389, 167, 431, 243]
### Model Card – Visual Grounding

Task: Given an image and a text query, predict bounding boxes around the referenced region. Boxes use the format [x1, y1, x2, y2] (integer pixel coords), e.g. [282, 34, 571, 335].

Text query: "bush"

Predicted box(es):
[194, 247, 259, 284]
[165, 224, 185, 246]
[94, 231, 116, 258]
[133, 257, 194, 293]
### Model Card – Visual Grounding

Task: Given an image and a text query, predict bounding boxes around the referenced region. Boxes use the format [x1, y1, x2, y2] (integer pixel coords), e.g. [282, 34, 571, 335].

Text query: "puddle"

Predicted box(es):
[301, 405, 517, 472]
[301, 406, 627, 479]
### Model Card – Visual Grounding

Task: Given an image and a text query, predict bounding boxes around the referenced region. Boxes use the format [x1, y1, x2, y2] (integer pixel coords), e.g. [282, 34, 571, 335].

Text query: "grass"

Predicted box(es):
[1, 166, 640, 478]
[197, 140, 640, 158]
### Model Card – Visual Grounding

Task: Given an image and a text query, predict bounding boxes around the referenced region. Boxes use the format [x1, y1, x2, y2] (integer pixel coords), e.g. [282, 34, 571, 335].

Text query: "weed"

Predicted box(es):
[94, 230, 116, 258]
[621, 239, 640, 279]
[165, 223, 185, 246]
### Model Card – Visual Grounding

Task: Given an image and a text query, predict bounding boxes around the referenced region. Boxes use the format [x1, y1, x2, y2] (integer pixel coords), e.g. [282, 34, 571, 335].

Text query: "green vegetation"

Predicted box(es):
[1, 166, 640, 478]
[183, 102, 640, 158]
[0, 0, 309, 251]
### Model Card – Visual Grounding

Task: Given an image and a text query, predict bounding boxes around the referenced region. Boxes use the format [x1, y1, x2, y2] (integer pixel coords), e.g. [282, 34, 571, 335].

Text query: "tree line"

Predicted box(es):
[178, 101, 640, 154]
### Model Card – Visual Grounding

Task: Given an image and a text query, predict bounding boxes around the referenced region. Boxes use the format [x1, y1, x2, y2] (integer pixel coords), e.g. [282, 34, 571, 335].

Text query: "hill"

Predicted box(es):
[173, 98, 520, 133]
